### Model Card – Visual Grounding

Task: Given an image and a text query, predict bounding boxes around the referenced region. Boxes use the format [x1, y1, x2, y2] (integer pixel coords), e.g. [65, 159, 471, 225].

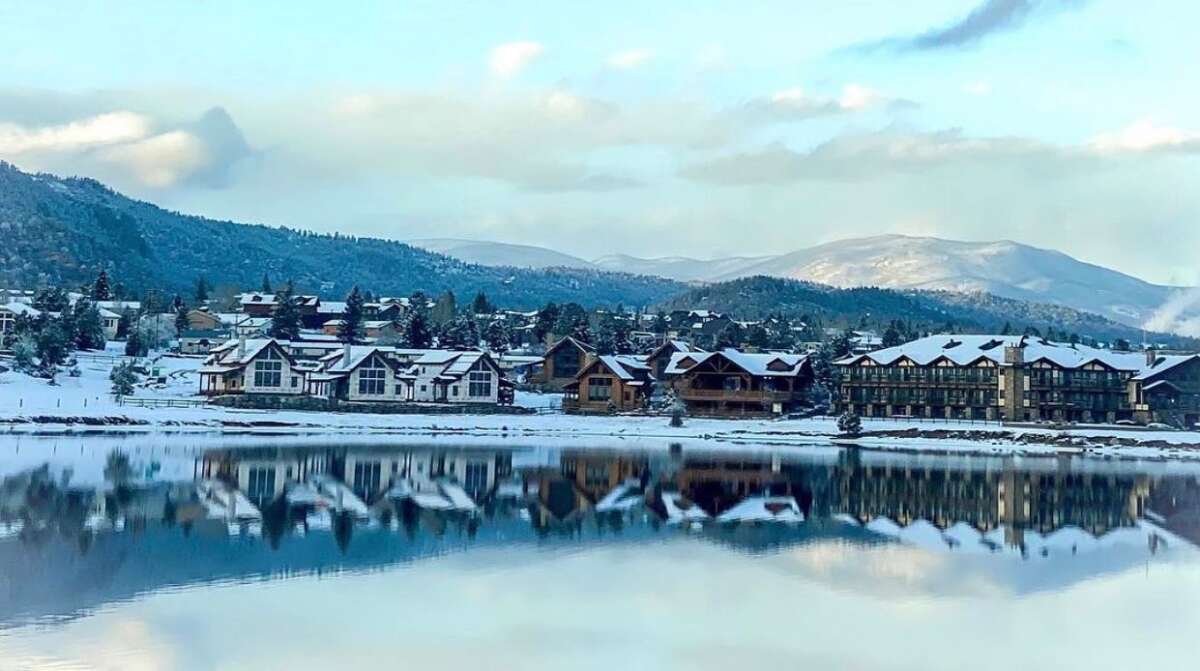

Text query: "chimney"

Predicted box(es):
[237, 335, 246, 360]
[1003, 345, 1024, 366]
[1146, 347, 1158, 367]
[343, 341, 352, 367]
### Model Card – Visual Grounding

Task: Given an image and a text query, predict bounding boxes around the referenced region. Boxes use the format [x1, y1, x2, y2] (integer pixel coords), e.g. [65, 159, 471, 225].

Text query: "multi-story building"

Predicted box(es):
[836, 334, 1200, 425]
[663, 349, 814, 417]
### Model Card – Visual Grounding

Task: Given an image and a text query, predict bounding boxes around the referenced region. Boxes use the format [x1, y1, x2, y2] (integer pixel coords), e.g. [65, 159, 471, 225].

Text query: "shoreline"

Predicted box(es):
[4, 408, 1200, 462]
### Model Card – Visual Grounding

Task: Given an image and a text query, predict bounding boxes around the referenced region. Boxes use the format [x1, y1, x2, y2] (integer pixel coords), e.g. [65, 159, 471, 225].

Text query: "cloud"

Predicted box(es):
[607, 48, 653, 69]
[1144, 289, 1200, 337]
[0, 111, 151, 153]
[855, 0, 1089, 53]
[963, 81, 993, 96]
[683, 120, 1200, 186]
[1088, 119, 1200, 154]
[0, 105, 252, 189]
[488, 41, 544, 78]
[732, 85, 915, 126]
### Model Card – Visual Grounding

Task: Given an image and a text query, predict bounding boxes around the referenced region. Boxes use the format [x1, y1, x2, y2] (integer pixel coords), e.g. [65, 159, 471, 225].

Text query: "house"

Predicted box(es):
[535, 337, 596, 390]
[644, 339, 703, 379]
[1130, 352, 1200, 427]
[307, 345, 408, 403]
[0, 302, 39, 338]
[834, 334, 1200, 424]
[178, 329, 231, 355]
[237, 292, 280, 318]
[198, 339, 307, 396]
[319, 319, 399, 340]
[664, 349, 814, 417]
[186, 309, 224, 331]
[563, 355, 655, 414]
[404, 350, 513, 405]
[98, 307, 122, 340]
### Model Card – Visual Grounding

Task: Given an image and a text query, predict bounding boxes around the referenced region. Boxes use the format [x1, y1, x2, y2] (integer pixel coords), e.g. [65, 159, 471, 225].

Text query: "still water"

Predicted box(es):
[1, 435, 1198, 670]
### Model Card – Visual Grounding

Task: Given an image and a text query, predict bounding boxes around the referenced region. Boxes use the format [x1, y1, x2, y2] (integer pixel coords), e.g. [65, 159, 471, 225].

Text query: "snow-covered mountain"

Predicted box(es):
[408, 238, 595, 270]
[413, 235, 1195, 331]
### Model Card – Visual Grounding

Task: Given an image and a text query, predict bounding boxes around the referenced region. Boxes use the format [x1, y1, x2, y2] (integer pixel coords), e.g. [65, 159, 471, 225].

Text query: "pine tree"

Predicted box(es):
[471, 291, 493, 315]
[403, 291, 433, 348]
[195, 276, 211, 303]
[485, 319, 511, 353]
[33, 287, 70, 312]
[269, 281, 302, 341]
[651, 311, 668, 333]
[431, 291, 457, 324]
[535, 303, 560, 342]
[124, 328, 144, 357]
[73, 298, 106, 350]
[829, 327, 854, 360]
[881, 321, 902, 348]
[714, 322, 743, 350]
[339, 286, 366, 344]
[261, 272, 272, 294]
[746, 324, 770, 349]
[92, 270, 112, 301]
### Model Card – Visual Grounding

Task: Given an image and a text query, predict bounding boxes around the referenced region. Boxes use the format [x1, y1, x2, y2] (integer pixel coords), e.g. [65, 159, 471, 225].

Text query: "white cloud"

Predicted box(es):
[488, 41, 544, 78]
[607, 48, 653, 69]
[964, 81, 993, 96]
[737, 84, 905, 125]
[99, 130, 211, 187]
[0, 111, 151, 154]
[838, 84, 884, 110]
[1089, 119, 1200, 153]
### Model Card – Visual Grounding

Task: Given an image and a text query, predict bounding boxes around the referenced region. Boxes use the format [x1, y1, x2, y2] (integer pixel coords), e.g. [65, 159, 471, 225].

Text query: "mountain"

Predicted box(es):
[0, 162, 684, 308]
[660, 276, 1199, 349]
[421, 233, 1193, 332]
[408, 238, 595, 270]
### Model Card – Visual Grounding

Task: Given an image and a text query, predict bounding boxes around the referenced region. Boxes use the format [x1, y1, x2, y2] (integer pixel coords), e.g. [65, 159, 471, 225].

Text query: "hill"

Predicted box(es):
[424, 233, 1193, 332]
[0, 162, 684, 308]
[407, 238, 595, 270]
[659, 276, 1199, 349]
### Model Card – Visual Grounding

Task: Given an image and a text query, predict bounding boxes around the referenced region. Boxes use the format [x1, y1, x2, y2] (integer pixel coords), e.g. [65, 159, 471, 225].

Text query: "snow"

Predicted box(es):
[660, 491, 710, 523]
[594, 478, 643, 512]
[716, 495, 803, 523]
[664, 349, 808, 377]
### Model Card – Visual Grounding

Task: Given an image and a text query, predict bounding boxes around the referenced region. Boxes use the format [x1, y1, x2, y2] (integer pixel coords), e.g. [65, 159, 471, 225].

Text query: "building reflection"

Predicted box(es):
[0, 445, 1194, 558]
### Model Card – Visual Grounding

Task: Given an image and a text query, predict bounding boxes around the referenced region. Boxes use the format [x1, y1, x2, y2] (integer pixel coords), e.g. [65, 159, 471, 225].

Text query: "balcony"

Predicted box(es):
[679, 387, 796, 403]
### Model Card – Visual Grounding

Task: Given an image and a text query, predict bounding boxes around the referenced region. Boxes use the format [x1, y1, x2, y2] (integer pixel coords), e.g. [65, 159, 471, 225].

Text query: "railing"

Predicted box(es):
[680, 388, 795, 401]
[114, 396, 209, 409]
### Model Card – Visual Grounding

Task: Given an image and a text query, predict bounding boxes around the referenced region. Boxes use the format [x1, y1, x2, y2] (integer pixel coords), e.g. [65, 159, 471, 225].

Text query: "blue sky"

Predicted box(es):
[2, 0, 1198, 284]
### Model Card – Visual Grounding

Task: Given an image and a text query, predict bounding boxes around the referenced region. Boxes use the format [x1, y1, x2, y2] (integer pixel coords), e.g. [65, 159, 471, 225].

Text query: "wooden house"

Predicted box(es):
[664, 349, 813, 417]
[563, 355, 654, 413]
[535, 337, 596, 390]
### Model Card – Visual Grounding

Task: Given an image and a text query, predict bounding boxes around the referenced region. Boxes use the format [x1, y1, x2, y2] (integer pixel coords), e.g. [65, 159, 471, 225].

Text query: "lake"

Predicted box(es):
[1, 435, 1198, 670]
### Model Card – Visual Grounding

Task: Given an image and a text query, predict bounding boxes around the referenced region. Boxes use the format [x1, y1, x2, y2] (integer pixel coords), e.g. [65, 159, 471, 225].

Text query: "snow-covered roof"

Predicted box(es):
[1133, 354, 1200, 381]
[202, 338, 289, 369]
[0, 302, 40, 317]
[237, 292, 277, 306]
[323, 346, 395, 374]
[664, 349, 809, 378]
[838, 334, 1167, 373]
[592, 354, 652, 381]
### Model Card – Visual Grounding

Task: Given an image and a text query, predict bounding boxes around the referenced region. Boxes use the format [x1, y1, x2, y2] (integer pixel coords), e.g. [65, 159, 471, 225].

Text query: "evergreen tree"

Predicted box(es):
[269, 280, 302, 341]
[194, 276, 211, 303]
[881, 321, 902, 348]
[439, 315, 480, 349]
[485, 319, 511, 353]
[402, 291, 433, 348]
[1000, 321, 1012, 336]
[651, 311, 669, 333]
[767, 315, 794, 349]
[746, 324, 771, 349]
[471, 292, 494, 315]
[110, 362, 138, 396]
[829, 328, 854, 360]
[260, 272, 272, 294]
[555, 303, 590, 342]
[534, 303, 560, 342]
[32, 287, 70, 312]
[73, 298, 106, 350]
[431, 291, 457, 324]
[125, 328, 145, 357]
[339, 286, 366, 344]
[714, 322, 744, 350]
[92, 270, 112, 301]
[36, 321, 69, 370]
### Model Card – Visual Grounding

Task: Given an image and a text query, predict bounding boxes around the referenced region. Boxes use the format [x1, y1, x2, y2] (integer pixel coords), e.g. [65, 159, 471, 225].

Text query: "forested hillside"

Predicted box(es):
[0, 162, 685, 308]
[660, 276, 1198, 349]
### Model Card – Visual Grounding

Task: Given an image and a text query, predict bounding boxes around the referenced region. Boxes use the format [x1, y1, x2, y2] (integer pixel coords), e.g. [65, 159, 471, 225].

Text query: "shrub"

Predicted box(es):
[837, 411, 862, 436]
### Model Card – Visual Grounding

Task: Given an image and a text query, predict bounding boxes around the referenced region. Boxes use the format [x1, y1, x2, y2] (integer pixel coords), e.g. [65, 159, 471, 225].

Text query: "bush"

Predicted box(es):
[110, 362, 138, 397]
[837, 411, 862, 436]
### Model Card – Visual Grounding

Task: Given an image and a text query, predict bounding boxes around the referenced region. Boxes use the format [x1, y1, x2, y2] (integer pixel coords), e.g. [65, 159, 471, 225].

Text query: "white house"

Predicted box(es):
[0, 302, 39, 338]
[404, 350, 510, 405]
[198, 338, 307, 396]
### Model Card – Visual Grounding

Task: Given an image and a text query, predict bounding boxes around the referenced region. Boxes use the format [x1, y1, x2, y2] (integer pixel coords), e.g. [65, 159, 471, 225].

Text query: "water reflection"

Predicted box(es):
[1, 440, 1198, 631]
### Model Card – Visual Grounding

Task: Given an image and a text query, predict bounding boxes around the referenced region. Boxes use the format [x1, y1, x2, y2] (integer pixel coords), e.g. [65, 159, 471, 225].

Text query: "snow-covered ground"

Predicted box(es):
[3, 348, 1200, 461]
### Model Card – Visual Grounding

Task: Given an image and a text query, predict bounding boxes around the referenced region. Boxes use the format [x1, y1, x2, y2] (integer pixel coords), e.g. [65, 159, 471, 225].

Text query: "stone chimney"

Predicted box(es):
[1003, 345, 1024, 366]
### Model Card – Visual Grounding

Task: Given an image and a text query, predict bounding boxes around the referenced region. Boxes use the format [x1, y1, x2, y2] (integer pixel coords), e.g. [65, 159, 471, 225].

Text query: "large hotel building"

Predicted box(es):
[835, 335, 1200, 426]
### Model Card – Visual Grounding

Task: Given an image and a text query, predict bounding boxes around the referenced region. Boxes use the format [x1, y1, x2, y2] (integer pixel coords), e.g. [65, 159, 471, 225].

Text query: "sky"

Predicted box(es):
[1, 0, 1198, 285]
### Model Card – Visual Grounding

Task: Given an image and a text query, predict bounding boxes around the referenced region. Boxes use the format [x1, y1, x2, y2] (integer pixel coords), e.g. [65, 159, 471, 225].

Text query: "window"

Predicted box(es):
[353, 461, 382, 499]
[469, 371, 492, 397]
[464, 461, 488, 495]
[452, 386, 459, 396]
[253, 349, 283, 387]
[247, 467, 276, 504]
[291, 376, 299, 388]
[588, 377, 612, 401]
[358, 359, 386, 395]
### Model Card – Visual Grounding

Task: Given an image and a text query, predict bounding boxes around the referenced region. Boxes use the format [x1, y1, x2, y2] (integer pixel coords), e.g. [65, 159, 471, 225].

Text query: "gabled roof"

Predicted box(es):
[200, 338, 294, 372]
[646, 339, 703, 362]
[323, 346, 399, 374]
[664, 349, 809, 378]
[544, 336, 596, 357]
[577, 354, 654, 382]
[0, 301, 40, 317]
